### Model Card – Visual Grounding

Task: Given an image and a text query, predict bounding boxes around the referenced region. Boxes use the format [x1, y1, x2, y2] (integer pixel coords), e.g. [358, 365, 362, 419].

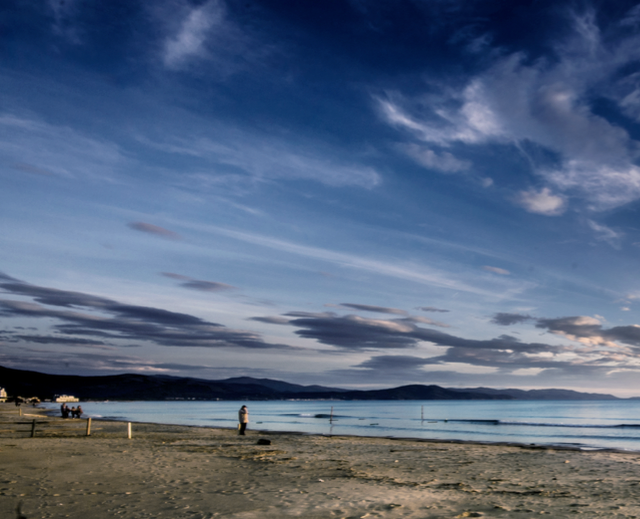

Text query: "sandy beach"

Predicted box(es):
[2, 404, 640, 518]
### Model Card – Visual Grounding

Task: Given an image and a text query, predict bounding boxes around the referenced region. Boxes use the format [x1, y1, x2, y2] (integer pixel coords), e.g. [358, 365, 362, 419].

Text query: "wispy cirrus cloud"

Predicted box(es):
[47, 0, 84, 44]
[0, 114, 124, 181]
[138, 132, 382, 189]
[199, 225, 531, 299]
[482, 265, 510, 275]
[587, 220, 623, 248]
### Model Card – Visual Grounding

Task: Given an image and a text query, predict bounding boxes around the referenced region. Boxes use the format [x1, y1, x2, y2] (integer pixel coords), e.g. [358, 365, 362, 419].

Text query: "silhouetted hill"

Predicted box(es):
[0, 366, 620, 401]
[294, 385, 512, 400]
[454, 387, 618, 400]
[221, 377, 347, 393]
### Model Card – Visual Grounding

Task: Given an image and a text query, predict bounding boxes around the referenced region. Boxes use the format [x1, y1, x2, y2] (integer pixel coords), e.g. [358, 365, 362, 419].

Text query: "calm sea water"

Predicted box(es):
[42, 400, 640, 451]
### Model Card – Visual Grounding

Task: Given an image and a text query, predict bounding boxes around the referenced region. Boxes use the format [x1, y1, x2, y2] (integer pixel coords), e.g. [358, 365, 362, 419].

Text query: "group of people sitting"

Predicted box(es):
[60, 403, 83, 419]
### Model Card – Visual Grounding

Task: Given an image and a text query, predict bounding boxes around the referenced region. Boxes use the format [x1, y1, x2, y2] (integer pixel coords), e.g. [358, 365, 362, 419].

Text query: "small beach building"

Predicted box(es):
[55, 394, 79, 403]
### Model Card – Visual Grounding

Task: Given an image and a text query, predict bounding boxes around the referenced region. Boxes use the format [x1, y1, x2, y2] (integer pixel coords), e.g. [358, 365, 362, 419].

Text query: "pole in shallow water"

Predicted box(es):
[330, 406, 334, 424]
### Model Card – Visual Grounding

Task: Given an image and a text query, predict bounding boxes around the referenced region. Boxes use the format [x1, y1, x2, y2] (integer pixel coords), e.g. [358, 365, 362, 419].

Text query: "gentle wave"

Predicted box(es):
[39, 400, 640, 452]
[425, 419, 640, 429]
[282, 413, 349, 419]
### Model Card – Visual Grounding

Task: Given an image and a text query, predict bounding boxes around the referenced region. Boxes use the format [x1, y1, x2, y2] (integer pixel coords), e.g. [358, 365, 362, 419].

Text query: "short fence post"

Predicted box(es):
[86, 417, 92, 436]
[30, 419, 36, 438]
[127, 422, 132, 439]
[19, 408, 22, 417]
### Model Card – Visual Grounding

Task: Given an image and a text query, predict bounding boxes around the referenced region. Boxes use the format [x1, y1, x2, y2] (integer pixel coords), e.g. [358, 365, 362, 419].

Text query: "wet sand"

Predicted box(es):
[2, 403, 640, 518]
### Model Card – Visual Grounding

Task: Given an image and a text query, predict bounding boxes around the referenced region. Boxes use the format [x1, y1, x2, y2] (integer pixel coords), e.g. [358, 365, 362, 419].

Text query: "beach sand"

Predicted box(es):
[2, 404, 640, 518]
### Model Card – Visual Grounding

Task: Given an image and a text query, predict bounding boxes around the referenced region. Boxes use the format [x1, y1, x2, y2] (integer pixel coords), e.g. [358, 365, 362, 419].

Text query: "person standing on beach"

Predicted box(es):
[238, 405, 248, 435]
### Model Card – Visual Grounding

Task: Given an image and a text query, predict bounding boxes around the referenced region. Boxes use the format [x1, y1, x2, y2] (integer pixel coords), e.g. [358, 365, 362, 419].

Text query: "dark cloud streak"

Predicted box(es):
[161, 272, 236, 292]
[284, 311, 554, 355]
[0, 278, 286, 350]
[536, 316, 640, 348]
[418, 306, 449, 313]
[492, 313, 533, 325]
[340, 303, 407, 315]
[128, 222, 181, 240]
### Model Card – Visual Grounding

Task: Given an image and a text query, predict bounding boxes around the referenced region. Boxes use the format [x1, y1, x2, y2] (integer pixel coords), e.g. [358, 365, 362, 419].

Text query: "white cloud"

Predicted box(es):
[377, 9, 640, 213]
[377, 86, 504, 147]
[511, 367, 545, 376]
[458, 81, 506, 141]
[544, 161, 640, 211]
[569, 316, 602, 326]
[158, 0, 271, 76]
[403, 144, 470, 173]
[163, 1, 223, 69]
[516, 188, 566, 216]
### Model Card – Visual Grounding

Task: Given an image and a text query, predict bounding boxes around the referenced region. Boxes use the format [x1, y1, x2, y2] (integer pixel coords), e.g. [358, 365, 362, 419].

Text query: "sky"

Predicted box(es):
[3, 0, 640, 396]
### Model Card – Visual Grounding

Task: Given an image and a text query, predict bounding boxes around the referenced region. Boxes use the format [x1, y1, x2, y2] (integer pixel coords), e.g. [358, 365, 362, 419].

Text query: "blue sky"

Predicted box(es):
[3, 0, 640, 396]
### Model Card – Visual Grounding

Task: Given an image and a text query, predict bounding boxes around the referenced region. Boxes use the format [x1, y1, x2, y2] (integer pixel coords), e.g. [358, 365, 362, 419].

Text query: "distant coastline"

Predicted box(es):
[1, 365, 624, 402]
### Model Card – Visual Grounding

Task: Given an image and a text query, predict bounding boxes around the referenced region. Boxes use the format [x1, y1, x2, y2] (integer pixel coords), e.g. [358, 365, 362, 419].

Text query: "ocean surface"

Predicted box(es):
[42, 400, 640, 451]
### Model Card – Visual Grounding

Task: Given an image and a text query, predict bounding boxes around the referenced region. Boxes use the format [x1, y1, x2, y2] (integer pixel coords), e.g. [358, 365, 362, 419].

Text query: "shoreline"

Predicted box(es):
[39, 403, 635, 455]
[4, 403, 640, 518]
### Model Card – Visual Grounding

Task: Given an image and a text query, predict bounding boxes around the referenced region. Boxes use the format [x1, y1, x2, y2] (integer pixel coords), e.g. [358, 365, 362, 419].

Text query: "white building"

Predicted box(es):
[0, 387, 7, 402]
[55, 394, 79, 403]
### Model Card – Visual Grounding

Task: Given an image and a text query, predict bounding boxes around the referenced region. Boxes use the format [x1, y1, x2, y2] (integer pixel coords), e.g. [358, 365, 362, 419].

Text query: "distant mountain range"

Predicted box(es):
[0, 365, 620, 401]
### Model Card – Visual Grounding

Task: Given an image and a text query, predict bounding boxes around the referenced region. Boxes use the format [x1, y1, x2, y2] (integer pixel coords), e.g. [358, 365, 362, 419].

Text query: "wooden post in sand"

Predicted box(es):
[86, 417, 92, 436]
[127, 422, 132, 439]
[19, 408, 22, 417]
[30, 419, 36, 438]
